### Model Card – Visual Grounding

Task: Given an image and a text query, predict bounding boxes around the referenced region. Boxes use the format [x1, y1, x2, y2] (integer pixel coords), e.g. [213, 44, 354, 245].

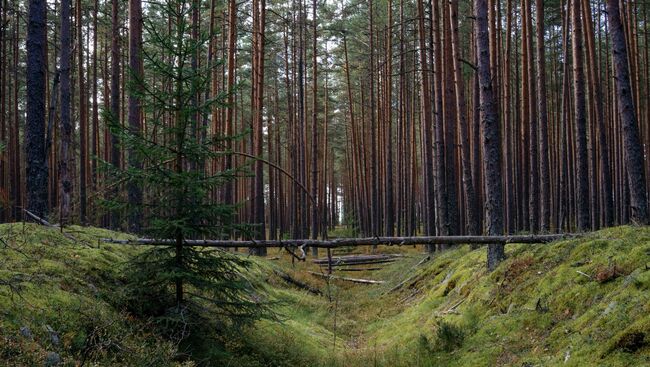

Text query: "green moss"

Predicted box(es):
[2, 223, 650, 366]
[242, 226, 650, 366]
[0, 223, 178, 366]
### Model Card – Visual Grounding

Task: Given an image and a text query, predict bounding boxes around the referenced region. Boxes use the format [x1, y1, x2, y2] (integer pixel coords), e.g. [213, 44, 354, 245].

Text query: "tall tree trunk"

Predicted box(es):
[0, 0, 7, 222]
[449, 0, 480, 235]
[224, 0, 237, 212]
[475, 0, 505, 270]
[110, 0, 121, 229]
[432, 0, 449, 241]
[310, 0, 319, 254]
[572, 0, 590, 230]
[127, 0, 143, 232]
[369, 0, 379, 238]
[384, 0, 394, 237]
[77, 0, 87, 224]
[416, 0, 437, 249]
[59, 0, 72, 225]
[607, 0, 649, 224]
[442, 0, 459, 237]
[12, 14, 22, 221]
[581, 0, 612, 228]
[26, 0, 49, 218]
[92, 0, 99, 212]
[536, 0, 551, 231]
[251, 0, 267, 254]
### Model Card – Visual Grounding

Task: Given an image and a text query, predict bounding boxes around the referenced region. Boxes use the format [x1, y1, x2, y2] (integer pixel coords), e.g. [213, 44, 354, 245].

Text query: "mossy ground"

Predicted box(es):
[1, 223, 649, 366]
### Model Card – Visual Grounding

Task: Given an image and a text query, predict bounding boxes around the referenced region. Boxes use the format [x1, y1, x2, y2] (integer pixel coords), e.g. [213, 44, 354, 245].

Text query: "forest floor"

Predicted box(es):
[0, 223, 649, 366]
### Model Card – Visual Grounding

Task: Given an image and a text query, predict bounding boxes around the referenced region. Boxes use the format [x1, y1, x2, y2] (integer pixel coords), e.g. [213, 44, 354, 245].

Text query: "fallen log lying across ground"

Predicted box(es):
[327, 267, 383, 272]
[312, 254, 401, 265]
[101, 234, 575, 248]
[323, 259, 398, 267]
[273, 270, 322, 295]
[307, 271, 386, 285]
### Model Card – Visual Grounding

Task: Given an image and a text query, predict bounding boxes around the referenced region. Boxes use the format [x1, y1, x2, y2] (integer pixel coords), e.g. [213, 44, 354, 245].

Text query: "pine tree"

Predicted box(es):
[107, 0, 267, 324]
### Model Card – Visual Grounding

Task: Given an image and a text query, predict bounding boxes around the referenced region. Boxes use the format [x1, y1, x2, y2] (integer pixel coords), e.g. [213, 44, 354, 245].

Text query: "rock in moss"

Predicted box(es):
[44, 351, 61, 366]
[19, 326, 32, 339]
[45, 325, 60, 346]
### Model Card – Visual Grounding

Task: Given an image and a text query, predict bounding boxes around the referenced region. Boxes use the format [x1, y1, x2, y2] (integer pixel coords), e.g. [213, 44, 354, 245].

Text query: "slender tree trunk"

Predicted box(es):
[536, 0, 551, 232]
[252, 0, 267, 254]
[59, 0, 72, 225]
[442, 0, 459, 237]
[92, 0, 99, 214]
[0, 0, 7, 222]
[450, 0, 479, 235]
[558, 0, 570, 230]
[127, 0, 143, 232]
[310, 0, 319, 255]
[431, 0, 449, 241]
[385, 0, 395, 237]
[416, 0, 437, 249]
[572, 0, 590, 230]
[224, 0, 237, 211]
[76, 0, 87, 224]
[369, 0, 379, 238]
[12, 14, 22, 221]
[110, 0, 121, 229]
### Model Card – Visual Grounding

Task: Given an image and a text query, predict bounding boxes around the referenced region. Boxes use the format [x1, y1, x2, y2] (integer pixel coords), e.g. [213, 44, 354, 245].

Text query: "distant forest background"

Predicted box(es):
[1, 0, 650, 244]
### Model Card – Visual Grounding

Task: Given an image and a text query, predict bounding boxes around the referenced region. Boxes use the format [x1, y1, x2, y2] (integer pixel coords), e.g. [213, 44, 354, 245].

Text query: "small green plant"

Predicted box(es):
[461, 306, 481, 333]
[418, 333, 434, 355]
[434, 319, 465, 352]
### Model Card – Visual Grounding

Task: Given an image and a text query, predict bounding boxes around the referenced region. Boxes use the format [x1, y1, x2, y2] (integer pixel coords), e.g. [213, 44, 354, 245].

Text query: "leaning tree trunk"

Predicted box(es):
[606, 0, 649, 224]
[475, 0, 505, 270]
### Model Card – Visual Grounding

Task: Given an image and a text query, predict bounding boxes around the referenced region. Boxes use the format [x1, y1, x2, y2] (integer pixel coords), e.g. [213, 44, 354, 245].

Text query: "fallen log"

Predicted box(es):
[325, 259, 397, 266]
[415, 255, 431, 267]
[273, 270, 322, 295]
[329, 267, 383, 272]
[386, 273, 420, 294]
[23, 209, 57, 227]
[23, 209, 89, 245]
[312, 254, 399, 264]
[101, 234, 576, 249]
[307, 271, 386, 285]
